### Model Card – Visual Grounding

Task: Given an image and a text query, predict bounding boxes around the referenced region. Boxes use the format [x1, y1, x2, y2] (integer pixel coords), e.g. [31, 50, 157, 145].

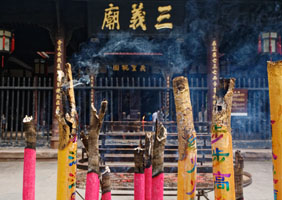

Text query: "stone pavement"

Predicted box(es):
[0, 149, 274, 200]
[0, 147, 273, 161]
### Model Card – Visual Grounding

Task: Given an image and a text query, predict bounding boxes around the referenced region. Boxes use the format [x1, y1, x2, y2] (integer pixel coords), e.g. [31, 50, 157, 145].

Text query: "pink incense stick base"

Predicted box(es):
[23, 148, 36, 200]
[85, 172, 100, 200]
[152, 173, 164, 200]
[134, 173, 145, 200]
[144, 166, 152, 200]
[101, 192, 112, 200]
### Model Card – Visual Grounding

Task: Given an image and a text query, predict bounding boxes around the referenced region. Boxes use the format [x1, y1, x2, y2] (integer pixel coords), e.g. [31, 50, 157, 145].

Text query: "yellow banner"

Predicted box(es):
[56, 138, 77, 200]
[211, 124, 235, 200]
[178, 147, 197, 200]
[267, 61, 282, 200]
[173, 76, 197, 200]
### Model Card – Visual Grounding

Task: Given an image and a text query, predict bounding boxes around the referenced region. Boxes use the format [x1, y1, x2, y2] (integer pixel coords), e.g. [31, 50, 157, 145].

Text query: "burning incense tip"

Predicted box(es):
[62, 80, 84, 89]
[57, 70, 64, 82]
[134, 146, 144, 153]
[101, 166, 111, 175]
[156, 125, 167, 142]
[23, 115, 33, 123]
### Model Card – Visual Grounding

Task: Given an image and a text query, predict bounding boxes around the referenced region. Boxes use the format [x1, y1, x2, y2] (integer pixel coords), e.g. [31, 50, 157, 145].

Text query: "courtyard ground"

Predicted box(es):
[0, 159, 273, 200]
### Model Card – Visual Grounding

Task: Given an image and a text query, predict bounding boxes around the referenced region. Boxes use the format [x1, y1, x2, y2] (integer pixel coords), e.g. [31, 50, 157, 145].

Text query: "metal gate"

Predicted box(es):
[0, 75, 271, 146]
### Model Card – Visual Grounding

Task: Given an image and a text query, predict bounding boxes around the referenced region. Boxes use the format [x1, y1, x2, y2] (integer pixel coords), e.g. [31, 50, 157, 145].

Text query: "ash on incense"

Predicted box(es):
[76, 169, 216, 190]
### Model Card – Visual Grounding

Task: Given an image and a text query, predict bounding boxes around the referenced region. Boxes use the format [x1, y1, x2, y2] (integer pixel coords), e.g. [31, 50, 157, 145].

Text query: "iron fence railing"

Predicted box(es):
[0, 75, 271, 146]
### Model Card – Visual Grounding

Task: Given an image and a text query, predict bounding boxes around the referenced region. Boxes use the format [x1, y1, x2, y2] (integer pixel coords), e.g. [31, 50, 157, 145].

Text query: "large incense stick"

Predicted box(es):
[211, 78, 236, 200]
[267, 61, 282, 200]
[173, 76, 197, 200]
[101, 166, 112, 200]
[144, 132, 153, 200]
[23, 116, 36, 200]
[234, 150, 244, 200]
[56, 63, 78, 200]
[152, 123, 167, 200]
[134, 146, 145, 200]
[85, 101, 108, 200]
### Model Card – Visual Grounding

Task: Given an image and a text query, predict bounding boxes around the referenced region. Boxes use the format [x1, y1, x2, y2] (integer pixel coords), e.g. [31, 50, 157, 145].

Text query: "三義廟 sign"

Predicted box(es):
[231, 89, 248, 116]
[88, 0, 186, 36]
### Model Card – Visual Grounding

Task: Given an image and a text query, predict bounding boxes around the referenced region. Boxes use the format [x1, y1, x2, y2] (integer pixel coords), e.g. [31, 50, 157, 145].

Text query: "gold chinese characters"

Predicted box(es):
[102, 4, 120, 30]
[129, 3, 147, 31]
[55, 39, 64, 112]
[101, 3, 173, 31]
[113, 64, 146, 72]
[155, 6, 173, 30]
[211, 40, 218, 106]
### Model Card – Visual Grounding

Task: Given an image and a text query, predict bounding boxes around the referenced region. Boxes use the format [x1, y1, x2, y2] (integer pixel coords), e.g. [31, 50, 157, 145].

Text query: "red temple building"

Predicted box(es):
[0, 0, 279, 148]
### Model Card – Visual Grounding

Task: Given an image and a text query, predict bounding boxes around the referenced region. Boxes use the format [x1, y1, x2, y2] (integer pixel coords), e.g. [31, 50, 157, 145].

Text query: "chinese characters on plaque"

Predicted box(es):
[102, 3, 120, 30]
[211, 40, 219, 106]
[113, 64, 146, 72]
[55, 39, 64, 113]
[155, 5, 173, 30]
[231, 89, 248, 116]
[102, 3, 173, 31]
[130, 3, 147, 31]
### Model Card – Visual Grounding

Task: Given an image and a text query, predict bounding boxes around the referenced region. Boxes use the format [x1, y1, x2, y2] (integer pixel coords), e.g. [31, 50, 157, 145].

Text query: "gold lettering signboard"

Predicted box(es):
[101, 3, 173, 31]
[112, 64, 147, 72]
[88, 0, 187, 35]
[55, 39, 64, 113]
[211, 40, 218, 106]
[231, 89, 248, 116]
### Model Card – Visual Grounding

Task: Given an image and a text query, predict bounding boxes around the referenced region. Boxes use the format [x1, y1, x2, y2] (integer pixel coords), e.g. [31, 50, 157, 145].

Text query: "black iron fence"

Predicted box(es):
[0, 75, 271, 146]
[0, 77, 53, 146]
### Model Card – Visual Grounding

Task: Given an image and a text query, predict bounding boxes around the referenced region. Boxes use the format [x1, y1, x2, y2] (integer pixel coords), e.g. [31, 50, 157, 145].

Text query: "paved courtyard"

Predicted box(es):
[0, 160, 273, 200]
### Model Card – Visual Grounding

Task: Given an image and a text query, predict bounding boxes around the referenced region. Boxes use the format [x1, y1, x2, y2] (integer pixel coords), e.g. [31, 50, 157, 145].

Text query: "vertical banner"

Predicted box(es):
[211, 79, 236, 200]
[165, 74, 170, 121]
[267, 61, 282, 200]
[56, 63, 78, 200]
[51, 38, 65, 148]
[90, 75, 95, 106]
[207, 39, 219, 121]
[173, 76, 197, 200]
[57, 137, 77, 200]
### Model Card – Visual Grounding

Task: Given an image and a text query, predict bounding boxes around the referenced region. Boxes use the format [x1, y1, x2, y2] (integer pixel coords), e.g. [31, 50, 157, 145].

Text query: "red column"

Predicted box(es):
[90, 75, 95, 105]
[207, 38, 220, 121]
[51, 37, 65, 149]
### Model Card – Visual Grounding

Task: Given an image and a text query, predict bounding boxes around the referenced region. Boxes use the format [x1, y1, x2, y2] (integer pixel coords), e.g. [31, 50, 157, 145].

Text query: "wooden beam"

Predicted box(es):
[8, 56, 33, 71]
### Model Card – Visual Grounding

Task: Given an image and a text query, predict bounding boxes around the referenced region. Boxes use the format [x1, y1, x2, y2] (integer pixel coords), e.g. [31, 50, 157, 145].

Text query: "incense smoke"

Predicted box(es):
[69, 0, 281, 145]
[71, 0, 282, 78]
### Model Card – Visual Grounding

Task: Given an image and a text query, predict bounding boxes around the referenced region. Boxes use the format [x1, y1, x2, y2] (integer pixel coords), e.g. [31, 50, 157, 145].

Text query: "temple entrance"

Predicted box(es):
[119, 90, 141, 121]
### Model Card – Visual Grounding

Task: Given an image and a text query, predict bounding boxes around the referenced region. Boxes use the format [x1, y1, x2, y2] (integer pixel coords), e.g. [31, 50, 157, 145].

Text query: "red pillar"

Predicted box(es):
[90, 75, 95, 105]
[207, 38, 220, 122]
[51, 37, 65, 149]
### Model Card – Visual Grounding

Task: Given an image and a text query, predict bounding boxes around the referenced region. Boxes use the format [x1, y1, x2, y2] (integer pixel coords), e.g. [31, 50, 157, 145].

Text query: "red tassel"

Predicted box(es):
[258, 35, 262, 53]
[11, 34, 15, 53]
[278, 36, 282, 55]
[2, 31, 5, 50]
[2, 56, 4, 68]
[269, 34, 272, 55]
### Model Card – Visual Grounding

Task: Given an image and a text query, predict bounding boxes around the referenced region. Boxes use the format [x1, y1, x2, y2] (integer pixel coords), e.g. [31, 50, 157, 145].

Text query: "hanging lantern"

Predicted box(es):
[34, 59, 46, 75]
[260, 32, 278, 54]
[11, 34, 15, 53]
[0, 29, 15, 68]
